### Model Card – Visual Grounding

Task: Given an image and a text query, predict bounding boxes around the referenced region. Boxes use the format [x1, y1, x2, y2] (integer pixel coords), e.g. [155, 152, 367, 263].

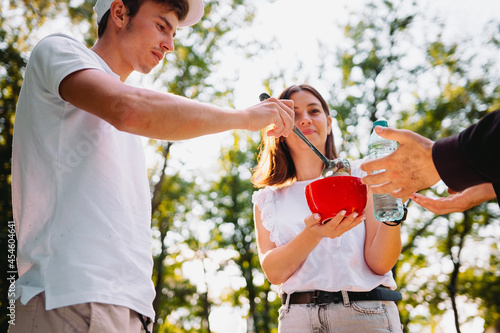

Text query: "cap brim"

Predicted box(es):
[179, 0, 204, 27]
[94, 0, 114, 24]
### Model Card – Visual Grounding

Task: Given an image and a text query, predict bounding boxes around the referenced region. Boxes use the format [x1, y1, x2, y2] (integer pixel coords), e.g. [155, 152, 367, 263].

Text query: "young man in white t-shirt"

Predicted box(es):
[10, 0, 294, 332]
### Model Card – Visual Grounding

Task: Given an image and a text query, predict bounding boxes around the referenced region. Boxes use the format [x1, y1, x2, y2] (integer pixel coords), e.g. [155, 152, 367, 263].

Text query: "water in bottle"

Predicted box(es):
[368, 119, 404, 222]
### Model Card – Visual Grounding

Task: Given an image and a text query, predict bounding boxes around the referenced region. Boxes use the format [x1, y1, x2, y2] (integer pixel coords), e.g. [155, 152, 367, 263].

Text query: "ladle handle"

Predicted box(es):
[259, 92, 331, 165]
[292, 126, 330, 165]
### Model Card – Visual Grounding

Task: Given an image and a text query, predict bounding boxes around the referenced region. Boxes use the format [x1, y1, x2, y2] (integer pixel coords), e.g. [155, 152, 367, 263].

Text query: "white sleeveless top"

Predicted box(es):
[252, 160, 397, 295]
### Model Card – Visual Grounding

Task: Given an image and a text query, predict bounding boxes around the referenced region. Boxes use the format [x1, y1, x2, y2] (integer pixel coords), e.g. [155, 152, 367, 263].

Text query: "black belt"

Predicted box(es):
[137, 313, 152, 333]
[282, 286, 402, 305]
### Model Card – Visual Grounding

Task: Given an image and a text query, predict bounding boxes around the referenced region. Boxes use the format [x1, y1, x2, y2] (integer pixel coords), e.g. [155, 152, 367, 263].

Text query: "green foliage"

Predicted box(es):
[460, 250, 500, 327]
[152, 0, 263, 104]
[150, 131, 281, 332]
[204, 131, 277, 332]
[333, 0, 419, 126]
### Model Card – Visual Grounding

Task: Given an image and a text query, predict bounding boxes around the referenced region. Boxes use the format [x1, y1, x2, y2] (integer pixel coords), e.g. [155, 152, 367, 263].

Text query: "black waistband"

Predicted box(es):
[282, 286, 402, 305]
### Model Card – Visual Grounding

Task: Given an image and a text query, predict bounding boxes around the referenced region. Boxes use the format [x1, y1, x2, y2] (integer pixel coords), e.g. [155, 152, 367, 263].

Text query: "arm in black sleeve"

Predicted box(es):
[432, 109, 500, 197]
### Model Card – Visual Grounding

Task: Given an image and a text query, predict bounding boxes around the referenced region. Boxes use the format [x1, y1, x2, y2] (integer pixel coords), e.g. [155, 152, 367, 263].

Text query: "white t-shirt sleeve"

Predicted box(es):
[29, 34, 104, 100]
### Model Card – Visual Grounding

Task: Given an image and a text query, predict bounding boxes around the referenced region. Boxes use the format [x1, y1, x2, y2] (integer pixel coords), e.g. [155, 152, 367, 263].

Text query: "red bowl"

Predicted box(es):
[305, 176, 367, 223]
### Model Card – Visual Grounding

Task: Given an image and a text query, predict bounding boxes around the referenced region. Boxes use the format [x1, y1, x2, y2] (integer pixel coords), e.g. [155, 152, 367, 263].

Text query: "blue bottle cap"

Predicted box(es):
[373, 119, 388, 129]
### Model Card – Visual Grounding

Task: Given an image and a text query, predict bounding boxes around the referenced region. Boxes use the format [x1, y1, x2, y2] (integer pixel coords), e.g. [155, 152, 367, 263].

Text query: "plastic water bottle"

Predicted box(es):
[368, 119, 404, 222]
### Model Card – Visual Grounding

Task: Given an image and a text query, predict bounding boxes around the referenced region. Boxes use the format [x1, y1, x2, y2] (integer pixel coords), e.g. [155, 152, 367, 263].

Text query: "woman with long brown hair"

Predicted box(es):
[252, 84, 403, 332]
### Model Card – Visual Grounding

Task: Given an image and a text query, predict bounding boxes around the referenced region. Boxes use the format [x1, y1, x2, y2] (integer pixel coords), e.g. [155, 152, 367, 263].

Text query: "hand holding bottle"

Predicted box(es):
[367, 120, 404, 222]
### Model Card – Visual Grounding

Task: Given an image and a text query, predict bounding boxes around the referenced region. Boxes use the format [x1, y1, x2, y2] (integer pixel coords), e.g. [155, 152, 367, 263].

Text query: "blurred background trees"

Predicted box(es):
[1, 0, 499, 332]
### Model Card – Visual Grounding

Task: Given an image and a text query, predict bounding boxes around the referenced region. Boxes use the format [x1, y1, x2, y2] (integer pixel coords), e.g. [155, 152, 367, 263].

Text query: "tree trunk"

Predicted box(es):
[151, 143, 172, 332]
[448, 211, 472, 333]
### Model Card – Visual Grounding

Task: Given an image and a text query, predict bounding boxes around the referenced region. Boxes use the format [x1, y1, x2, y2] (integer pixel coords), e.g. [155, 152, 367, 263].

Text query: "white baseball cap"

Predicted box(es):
[94, 0, 204, 27]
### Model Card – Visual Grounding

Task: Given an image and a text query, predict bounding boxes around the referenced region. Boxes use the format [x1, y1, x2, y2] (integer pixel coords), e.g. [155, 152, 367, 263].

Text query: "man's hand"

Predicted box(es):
[410, 183, 496, 214]
[244, 98, 295, 137]
[361, 127, 441, 198]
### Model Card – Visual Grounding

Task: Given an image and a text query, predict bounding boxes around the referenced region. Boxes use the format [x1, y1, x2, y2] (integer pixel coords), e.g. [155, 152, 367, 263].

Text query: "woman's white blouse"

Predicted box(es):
[252, 159, 397, 295]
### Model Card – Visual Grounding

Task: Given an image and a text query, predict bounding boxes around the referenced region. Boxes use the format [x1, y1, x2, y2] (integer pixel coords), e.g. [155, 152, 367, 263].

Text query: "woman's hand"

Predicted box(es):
[304, 210, 366, 240]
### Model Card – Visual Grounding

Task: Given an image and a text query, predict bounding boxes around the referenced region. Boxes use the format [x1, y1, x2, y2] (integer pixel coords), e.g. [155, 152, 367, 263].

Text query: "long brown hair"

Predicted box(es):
[251, 84, 338, 188]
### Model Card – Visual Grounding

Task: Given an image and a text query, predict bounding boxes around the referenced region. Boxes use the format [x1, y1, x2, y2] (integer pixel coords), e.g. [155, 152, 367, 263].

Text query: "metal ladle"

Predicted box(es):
[259, 93, 351, 177]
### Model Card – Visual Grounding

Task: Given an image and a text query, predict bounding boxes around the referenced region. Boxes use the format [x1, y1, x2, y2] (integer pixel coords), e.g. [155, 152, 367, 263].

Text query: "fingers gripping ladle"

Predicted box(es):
[259, 93, 351, 177]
